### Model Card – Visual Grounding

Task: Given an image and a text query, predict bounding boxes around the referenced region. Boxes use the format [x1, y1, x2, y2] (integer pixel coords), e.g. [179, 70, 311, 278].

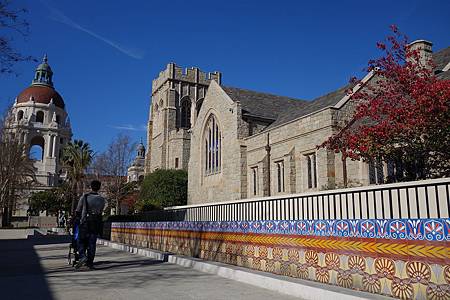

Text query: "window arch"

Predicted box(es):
[180, 97, 191, 128]
[17, 110, 24, 121]
[204, 114, 221, 175]
[36, 111, 44, 123]
[29, 136, 45, 161]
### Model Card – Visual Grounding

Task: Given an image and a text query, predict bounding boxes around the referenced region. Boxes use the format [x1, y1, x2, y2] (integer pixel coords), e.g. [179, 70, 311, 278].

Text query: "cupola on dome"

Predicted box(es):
[16, 55, 65, 109]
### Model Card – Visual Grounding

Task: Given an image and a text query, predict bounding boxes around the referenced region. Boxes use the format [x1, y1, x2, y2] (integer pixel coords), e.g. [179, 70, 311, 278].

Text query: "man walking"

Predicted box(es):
[75, 180, 105, 269]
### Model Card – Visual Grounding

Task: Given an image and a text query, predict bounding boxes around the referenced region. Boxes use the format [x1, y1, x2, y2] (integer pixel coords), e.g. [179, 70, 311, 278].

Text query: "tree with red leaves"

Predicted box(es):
[321, 26, 450, 185]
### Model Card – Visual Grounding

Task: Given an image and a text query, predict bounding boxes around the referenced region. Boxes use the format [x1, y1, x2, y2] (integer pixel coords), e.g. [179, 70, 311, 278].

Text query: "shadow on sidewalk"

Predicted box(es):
[0, 231, 70, 300]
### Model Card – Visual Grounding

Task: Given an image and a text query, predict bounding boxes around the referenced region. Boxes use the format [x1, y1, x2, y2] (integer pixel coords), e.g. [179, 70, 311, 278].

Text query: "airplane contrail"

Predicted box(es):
[41, 1, 145, 59]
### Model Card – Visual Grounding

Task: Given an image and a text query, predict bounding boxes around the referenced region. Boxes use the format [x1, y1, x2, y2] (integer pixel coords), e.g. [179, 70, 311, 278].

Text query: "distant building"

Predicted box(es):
[127, 141, 146, 182]
[5, 55, 72, 217]
[145, 41, 450, 204]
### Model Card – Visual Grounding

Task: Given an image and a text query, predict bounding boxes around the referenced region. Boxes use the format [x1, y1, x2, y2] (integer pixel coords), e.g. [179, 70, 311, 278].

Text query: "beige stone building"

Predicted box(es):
[5, 55, 73, 218]
[146, 41, 450, 204]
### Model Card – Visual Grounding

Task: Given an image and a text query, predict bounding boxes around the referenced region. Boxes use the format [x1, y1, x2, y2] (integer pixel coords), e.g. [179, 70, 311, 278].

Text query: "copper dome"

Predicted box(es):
[16, 85, 65, 109]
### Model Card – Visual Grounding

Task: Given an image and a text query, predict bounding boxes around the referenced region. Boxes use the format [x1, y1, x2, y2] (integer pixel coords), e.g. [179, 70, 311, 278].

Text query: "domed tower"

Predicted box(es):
[127, 141, 146, 182]
[6, 55, 72, 187]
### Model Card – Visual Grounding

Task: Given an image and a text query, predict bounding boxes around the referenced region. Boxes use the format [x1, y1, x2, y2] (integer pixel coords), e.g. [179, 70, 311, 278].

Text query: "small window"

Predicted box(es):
[17, 110, 24, 121]
[369, 158, 384, 184]
[180, 98, 191, 129]
[249, 122, 255, 136]
[305, 153, 317, 189]
[36, 111, 44, 123]
[175, 157, 179, 169]
[276, 161, 285, 193]
[252, 167, 258, 196]
[196, 98, 204, 116]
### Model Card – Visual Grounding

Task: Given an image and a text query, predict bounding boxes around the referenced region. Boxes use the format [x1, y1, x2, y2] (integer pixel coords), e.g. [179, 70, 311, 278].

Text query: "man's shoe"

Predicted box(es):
[75, 257, 88, 269]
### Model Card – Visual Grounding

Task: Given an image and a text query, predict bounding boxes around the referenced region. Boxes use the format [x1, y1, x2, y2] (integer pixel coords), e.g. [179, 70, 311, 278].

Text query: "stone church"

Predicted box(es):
[145, 40, 450, 204]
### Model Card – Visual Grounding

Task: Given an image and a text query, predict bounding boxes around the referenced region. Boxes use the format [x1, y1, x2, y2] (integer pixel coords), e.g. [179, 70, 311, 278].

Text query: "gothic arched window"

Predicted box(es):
[204, 114, 221, 175]
[180, 98, 191, 128]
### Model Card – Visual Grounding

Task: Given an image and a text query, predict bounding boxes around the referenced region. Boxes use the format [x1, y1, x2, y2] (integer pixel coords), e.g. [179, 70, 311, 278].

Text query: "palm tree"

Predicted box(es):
[61, 139, 93, 215]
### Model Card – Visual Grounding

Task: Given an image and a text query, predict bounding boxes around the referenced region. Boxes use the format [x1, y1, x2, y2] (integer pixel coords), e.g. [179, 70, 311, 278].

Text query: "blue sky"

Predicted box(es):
[1, 0, 449, 153]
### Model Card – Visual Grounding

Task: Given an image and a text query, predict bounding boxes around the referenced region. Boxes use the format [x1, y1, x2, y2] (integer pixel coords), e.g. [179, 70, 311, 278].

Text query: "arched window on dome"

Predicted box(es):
[29, 136, 45, 161]
[180, 97, 191, 129]
[204, 114, 221, 175]
[36, 111, 44, 123]
[55, 115, 61, 124]
[17, 110, 24, 121]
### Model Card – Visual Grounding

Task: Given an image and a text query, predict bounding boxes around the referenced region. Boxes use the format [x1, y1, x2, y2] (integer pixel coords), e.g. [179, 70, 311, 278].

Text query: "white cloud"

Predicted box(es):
[41, 1, 145, 59]
[109, 124, 147, 131]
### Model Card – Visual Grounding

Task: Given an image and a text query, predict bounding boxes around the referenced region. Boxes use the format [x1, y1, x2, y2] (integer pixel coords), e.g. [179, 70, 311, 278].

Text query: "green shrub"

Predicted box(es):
[136, 169, 187, 212]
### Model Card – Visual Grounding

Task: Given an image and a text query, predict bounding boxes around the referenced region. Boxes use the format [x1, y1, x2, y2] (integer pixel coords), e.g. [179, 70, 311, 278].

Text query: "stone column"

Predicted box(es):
[52, 136, 57, 158]
[47, 135, 53, 157]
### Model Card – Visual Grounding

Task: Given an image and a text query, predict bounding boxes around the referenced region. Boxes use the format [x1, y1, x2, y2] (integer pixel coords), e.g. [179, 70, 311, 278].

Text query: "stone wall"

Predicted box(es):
[188, 82, 243, 203]
[112, 219, 450, 300]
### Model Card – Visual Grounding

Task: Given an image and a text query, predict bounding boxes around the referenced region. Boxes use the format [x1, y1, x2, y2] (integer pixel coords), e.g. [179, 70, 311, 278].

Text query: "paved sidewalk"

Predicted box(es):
[0, 233, 300, 300]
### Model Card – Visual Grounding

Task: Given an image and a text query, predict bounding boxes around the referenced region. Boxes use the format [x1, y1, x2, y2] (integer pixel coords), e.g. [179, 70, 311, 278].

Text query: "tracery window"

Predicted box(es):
[204, 115, 221, 175]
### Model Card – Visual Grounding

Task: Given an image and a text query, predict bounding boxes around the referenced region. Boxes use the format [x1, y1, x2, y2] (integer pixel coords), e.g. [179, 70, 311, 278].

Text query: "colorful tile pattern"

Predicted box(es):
[111, 218, 450, 300]
[113, 218, 450, 241]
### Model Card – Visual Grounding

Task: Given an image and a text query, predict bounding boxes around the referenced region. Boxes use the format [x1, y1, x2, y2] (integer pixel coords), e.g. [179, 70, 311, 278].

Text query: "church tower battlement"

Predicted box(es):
[145, 63, 221, 173]
[152, 63, 221, 93]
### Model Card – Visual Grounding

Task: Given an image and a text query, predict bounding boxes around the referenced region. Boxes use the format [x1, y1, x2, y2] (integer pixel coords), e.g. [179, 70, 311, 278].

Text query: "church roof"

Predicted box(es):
[222, 86, 308, 121]
[224, 45, 450, 131]
[434, 46, 450, 79]
[433, 46, 450, 71]
[268, 84, 351, 129]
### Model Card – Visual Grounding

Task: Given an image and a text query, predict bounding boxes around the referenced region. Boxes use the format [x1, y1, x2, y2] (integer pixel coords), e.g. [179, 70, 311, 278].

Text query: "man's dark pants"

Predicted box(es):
[78, 232, 98, 266]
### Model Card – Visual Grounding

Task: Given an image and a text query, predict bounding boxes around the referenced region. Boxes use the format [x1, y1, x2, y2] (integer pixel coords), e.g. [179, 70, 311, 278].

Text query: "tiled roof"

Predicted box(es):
[222, 86, 308, 121]
[267, 84, 351, 129]
[433, 46, 450, 71]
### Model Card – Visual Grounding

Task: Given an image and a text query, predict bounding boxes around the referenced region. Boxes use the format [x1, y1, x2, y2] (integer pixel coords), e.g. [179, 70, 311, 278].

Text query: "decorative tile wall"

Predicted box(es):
[111, 219, 450, 300]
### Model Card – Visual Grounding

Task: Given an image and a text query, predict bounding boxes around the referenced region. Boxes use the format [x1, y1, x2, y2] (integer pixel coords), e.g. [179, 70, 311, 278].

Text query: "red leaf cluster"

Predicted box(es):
[321, 27, 450, 177]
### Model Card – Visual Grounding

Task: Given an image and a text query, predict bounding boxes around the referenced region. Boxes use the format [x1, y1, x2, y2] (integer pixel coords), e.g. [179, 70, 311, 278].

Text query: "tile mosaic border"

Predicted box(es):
[112, 218, 450, 241]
